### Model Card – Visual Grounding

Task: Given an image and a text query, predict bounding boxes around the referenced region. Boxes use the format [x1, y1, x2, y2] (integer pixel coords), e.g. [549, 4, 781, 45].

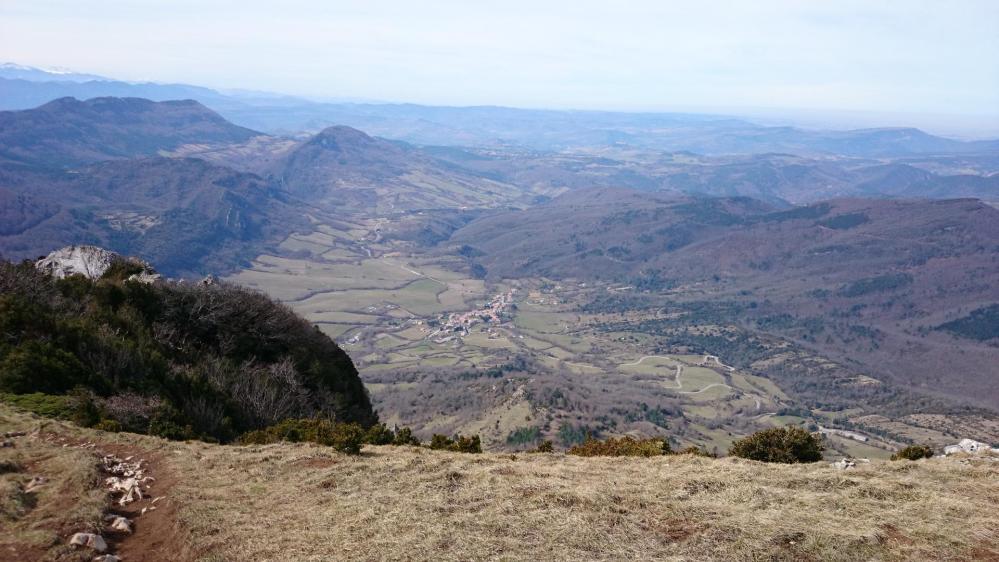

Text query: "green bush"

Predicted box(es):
[0, 341, 89, 394]
[728, 427, 823, 463]
[891, 444, 934, 461]
[68, 388, 102, 428]
[148, 405, 195, 440]
[568, 436, 670, 457]
[238, 418, 366, 454]
[363, 423, 395, 445]
[506, 426, 541, 447]
[392, 426, 420, 446]
[315, 422, 365, 454]
[428, 433, 482, 453]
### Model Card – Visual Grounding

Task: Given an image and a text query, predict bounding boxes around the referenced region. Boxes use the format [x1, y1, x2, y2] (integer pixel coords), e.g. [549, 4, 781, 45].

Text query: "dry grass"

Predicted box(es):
[3, 405, 999, 561]
[0, 411, 107, 561]
[169, 446, 999, 561]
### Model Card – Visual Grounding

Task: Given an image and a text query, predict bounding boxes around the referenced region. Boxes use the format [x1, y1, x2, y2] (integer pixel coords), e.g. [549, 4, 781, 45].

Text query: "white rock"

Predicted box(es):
[108, 515, 133, 534]
[35, 245, 157, 282]
[69, 532, 107, 552]
[93, 555, 121, 562]
[943, 438, 999, 456]
[25, 476, 47, 493]
[832, 458, 856, 470]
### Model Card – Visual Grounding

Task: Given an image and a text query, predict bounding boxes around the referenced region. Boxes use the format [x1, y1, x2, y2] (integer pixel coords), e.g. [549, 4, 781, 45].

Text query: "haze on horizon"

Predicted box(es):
[2, 0, 998, 136]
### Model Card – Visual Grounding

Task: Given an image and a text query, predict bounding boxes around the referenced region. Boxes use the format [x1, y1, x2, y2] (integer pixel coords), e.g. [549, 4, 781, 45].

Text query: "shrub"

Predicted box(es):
[392, 426, 420, 446]
[532, 440, 554, 453]
[428, 433, 482, 453]
[148, 405, 195, 440]
[68, 388, 102, 428]
[0, 341, 90, 394]
[316, 422, 365, 455]
[238, 418, 366, 454]
[891, 444, 934, 461]
[94, 419, 123, 433]
[506, 426, 541, 447]
[728, 427, 823, 463]
[568, 436, 670, 457]
[363, 423, 395, 445]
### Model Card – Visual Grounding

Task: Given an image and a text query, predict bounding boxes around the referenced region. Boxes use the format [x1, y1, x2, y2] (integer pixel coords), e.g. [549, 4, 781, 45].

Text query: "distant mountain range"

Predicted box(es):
[0, 97, 540, 272]
[2, 63, 997, 157]
[1, 94, 996, 277]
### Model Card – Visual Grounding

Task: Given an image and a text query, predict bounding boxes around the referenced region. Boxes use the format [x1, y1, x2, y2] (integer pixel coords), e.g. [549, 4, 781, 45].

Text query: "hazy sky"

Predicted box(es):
[3, 1, 997, 124]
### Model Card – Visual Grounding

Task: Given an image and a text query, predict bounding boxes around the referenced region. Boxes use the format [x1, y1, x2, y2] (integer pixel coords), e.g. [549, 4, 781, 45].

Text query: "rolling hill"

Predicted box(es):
[449, 189, 999, 408]
[0, 97, 259, 168]
[0, 157, 308, 276]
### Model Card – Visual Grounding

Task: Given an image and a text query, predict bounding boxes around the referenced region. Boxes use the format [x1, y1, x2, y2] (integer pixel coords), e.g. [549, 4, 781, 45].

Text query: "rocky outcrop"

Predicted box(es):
[943, 438, 999, 456]
[35, 245, 160, 282]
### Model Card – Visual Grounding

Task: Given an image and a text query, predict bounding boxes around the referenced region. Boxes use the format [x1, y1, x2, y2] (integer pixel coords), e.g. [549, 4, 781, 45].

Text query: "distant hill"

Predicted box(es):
[450, 189, 999, 407]
[0, 157, 308, 276]
[429, 148, 999, 206]
[270, 125, 537, 211]
[3, 75, 996, 158]
[174, 123, 548, 212]
[0, 97, 259, 168]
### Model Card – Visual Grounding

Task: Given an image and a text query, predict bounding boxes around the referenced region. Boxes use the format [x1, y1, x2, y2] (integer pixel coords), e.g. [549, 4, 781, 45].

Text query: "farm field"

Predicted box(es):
[227, 216, 990, 454]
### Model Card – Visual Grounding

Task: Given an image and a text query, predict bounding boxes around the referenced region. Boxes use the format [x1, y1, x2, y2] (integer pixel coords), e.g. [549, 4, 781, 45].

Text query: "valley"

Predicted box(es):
[4, 5, 999, 558]
[225, 206, 999, 457]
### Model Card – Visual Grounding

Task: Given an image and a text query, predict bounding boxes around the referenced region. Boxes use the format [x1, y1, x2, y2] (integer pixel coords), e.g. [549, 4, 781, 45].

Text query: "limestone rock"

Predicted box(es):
[108, 515, 133, 534]
[35, 245, 158, 282]
[943, 438, 999, 456]
[69, 532, 108, 552]
[832, 458, 856, 470]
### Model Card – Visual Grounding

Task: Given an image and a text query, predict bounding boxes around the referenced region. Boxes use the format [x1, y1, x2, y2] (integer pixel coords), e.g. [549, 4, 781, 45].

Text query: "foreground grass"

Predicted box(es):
[0, 410, 106, 561]
[2, 406, 998, 561]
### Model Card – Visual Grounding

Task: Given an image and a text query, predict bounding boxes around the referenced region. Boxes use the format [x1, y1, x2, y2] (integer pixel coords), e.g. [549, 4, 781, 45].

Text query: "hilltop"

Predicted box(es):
[0, 97, 259, 168]
[2, 405, 998, 561]
[0, 249, 375, 443]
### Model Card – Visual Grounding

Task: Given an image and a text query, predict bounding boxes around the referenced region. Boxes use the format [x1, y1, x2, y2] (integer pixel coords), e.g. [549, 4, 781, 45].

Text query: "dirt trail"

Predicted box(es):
[83, 441, 190, 562]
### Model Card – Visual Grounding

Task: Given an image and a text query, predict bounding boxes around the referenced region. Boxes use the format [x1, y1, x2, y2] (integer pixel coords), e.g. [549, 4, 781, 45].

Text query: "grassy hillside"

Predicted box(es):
[1, 405, 997, 561]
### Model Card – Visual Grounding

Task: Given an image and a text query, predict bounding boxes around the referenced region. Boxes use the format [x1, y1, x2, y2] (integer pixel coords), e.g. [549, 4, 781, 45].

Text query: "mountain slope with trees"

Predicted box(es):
[0, 253, 376, 442]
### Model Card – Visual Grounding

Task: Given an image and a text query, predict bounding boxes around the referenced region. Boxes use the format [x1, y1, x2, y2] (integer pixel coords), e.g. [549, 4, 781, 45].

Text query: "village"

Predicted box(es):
[424, 289, 516, 343]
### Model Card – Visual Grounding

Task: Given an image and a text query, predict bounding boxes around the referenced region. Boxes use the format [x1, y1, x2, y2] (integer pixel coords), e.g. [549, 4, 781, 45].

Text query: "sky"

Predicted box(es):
[2, 1, 998, 134]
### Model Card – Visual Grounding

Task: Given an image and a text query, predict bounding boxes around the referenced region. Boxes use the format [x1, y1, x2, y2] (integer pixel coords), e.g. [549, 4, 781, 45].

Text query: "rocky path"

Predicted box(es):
[35, 432, 187, 562]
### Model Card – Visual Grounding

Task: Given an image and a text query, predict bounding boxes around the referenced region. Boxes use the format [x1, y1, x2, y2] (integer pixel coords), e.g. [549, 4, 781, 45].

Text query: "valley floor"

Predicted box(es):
[2, 406, 998, 561]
